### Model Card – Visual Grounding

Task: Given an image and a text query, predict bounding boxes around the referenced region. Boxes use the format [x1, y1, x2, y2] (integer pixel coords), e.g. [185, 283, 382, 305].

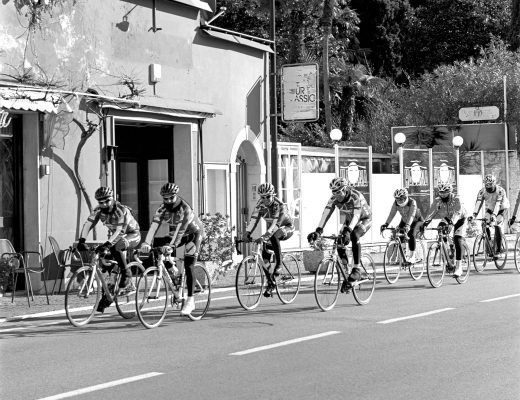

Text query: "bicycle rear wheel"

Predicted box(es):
[409, 240, 426, 280]
[314, 258, 340, 311]
[136, 267, 169, 329]
[514, 236, 520, 273]
[493, 235, 508, 270]
[115, 262, 145, 319]
[65, 266, 101, 327]
[472, 234, 489, 272]
[235, 256, 264, 311]
[426, 242, 445, 288]
[455, 244, 471, 284]
[275, 253, 301, 304]
[383, 241, 402, 284]
[187, 263, 211, 321]
[352, 253, 376, 305]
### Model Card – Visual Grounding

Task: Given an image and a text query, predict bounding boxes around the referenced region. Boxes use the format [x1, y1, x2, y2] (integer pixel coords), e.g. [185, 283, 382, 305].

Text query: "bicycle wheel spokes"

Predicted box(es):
[383, 241, 402, 284]
[314, 259, 340, 311]
[455, 244, 471, 284]
[353, 254, 376, 305]
[188, 263, 211, 321]
[235, 257, 264, 311]
[514, 237, 520, 273]
[493, 235, 508, 270]
[136, 267, 168, 329]
[472, 235, 488, 272]
[115, 263, 145, 320]
[65, 267, 101, 327]
[275, 254, 301, 304]
[426, 243, 445, 288]
[409, 240, 425, 280]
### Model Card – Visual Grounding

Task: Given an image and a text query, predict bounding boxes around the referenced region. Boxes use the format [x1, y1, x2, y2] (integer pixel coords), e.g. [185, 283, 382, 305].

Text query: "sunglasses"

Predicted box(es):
[98, 198, 111, 206]
[163, 195, 176, 202]
[260, 194, 273, 199]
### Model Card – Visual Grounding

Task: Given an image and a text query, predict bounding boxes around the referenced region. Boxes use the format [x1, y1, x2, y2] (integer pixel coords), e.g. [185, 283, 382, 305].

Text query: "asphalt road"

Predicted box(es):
[1, 266, 519, 400]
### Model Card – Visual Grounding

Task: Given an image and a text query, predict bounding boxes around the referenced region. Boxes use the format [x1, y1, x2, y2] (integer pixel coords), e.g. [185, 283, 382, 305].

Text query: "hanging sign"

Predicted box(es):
[458, 106, 499, 122]
[281, 63, 319, 122]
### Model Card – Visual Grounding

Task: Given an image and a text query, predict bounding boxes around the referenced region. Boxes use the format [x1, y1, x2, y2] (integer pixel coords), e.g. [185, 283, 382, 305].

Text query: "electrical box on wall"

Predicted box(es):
[149, 63, 161, 83]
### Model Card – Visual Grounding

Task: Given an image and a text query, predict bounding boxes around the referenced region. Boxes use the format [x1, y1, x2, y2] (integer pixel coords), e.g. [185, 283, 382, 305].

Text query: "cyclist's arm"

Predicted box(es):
[512, 189, 520, 218]
[170, 206, 194, 246]
[317, 197, 336, 231]
[451, 197, 465, 224]
[493, 188, 507, 215]
[78, 210, 100, 239]
[405, 199, 417, 226]
[472, 190, 485, 215]
[245, 203, 262, 234]
[106, 207, 130, 245]
[384, 202, 397, 225]
[424, 200, 439, 221]
[143, 209, 164, 245]
[347, 192, 364, 230]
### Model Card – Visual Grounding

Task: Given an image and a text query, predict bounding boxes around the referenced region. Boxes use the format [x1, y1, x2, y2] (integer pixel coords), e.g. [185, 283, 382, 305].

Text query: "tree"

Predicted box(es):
[511, 0, 520, 50]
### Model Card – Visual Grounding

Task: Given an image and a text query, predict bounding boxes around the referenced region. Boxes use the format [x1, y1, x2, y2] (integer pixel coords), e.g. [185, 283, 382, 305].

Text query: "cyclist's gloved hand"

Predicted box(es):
[161, 244, 175, 255]
[95, 241, 111, 254]
[467, 213, 476, 223]
[423, 219, 431, 227]
[254, 237, 265, 244]
[444, 217, 453, 226]
[380, 223, 388, 234]
[489, 214, 496, 223]
[76, 237, 88, 252]
[509, 215, 516, 226]
[140, 242, 151, 253]
[403, 224, 410, 234]
[307, 232, 318, 243]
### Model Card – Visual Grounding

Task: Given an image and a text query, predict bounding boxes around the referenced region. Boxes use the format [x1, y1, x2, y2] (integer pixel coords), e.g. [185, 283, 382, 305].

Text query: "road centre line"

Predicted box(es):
[37, 372, 164, 400]
[377, 308, 455, 324]
[479, 293, 520, 303]
[230, 331, 341, 356]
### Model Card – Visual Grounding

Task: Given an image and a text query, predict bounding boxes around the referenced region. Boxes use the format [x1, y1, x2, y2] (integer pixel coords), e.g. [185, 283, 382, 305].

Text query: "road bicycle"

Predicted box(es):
[472, 218, 508, 272]
[382, 227, 426, 284]
[64, 247, 145, 327]
[135, 245, 211, 328]
[511, 221, 520, 273]
[235, 237, 301, 311]
[425, 225, 470, 287]
[310, 235, 376, 311]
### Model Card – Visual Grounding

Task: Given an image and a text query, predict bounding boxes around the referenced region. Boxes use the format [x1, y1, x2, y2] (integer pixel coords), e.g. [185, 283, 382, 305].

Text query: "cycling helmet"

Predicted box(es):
[160, 182, 179, 196]
[329, 177, 348, 192]
[483, 174, 496, 187]
[257, 182, 276, 197]
[94, 187, 113, 201]
[437, 182, 453, 194]
[393, 188, 408, 200]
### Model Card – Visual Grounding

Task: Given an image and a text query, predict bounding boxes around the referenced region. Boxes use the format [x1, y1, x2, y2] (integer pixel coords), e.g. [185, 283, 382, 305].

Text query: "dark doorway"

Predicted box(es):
[115, 124, 173, 231]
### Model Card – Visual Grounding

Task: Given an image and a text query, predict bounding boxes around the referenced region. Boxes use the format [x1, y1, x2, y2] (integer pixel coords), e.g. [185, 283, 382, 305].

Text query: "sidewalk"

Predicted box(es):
[0, 293, 68, 322]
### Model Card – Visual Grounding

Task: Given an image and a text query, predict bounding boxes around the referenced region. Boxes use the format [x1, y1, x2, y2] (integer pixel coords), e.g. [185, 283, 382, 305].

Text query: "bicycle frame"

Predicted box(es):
[426, 227, 454, 268]
[78, 250, 120, 303]
[311, 236, 354, 286]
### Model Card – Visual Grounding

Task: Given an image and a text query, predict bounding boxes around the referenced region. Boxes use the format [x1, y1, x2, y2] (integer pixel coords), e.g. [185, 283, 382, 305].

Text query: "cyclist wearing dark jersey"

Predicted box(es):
[76, 187, 141, 309]
[380, 188, 424, 263]
[140, 182, 204, 316]
[244, 183, 295, 288]
[307, 177, 372, 291]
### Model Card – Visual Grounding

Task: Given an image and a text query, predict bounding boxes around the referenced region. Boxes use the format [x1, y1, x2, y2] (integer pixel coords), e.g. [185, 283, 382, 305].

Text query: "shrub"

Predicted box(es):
[198, 212, 234, 264]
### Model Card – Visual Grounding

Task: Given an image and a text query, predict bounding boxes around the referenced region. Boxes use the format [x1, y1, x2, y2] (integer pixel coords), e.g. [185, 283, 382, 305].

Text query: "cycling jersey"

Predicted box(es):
[148, 197, 202, 246]
[246, 197, 294, 238]
[425, 195, 466, 222]
[384, 198, 423, 226]
[473, 185, 510, 215]
[80, 202, 140, 245]
[318, 188, 371, 232]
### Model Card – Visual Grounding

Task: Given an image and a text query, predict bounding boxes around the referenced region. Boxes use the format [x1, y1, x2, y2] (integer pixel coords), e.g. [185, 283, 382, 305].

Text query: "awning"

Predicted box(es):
[102, 95, 221, 119]
[0, 87, 61, 114]
[201, 28, 274, 54]
[170, 0, 212, 12]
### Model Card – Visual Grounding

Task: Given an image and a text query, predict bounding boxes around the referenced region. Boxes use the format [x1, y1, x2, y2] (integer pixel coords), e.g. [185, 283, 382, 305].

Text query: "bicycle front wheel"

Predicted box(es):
[515, 236, 520, 273]
[135, 266, 169, 329]
[383, 240, 402, 284]
[426, 242, 445, 288]
[314, 258, 340, 311]
[275, 253, 301, 304]
[409, 240, 426, 280]
[493, 235, 508, 270]
[187, 263, 211, 321]
[235, 256, 265, 311]
[65, 266, 101, 327]
[472, 234, 489, 272]
[455, 244, 471, 284]
[352, 253, 376, 305]
[115, 262, 145, 319]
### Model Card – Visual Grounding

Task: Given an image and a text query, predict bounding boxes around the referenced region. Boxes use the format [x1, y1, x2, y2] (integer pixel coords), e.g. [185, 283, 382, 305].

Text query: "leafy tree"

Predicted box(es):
[511, 0, 520, 50]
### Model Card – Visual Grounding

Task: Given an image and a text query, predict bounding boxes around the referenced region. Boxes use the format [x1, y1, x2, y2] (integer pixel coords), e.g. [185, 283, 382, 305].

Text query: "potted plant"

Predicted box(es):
[0, 256, 12, 296]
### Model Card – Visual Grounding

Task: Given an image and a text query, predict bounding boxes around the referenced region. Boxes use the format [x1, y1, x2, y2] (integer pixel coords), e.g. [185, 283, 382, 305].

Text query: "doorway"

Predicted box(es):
[115, 123, 173, 233]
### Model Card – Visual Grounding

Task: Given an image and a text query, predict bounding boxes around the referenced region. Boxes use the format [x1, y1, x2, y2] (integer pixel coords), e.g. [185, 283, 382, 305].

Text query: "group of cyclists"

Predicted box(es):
[75, 171, 514, 316]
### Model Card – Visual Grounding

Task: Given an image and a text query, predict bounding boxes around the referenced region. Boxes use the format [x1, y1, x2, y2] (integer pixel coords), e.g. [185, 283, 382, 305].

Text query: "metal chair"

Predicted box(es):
[0, 238, 49, 306]
[48, 236, 81, 295]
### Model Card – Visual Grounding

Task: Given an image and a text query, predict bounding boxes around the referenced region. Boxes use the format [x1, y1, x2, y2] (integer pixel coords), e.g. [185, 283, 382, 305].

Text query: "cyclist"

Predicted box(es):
[140, 182, 204, 316]
[243, 182, 295, 297]
[423, 182, 467, 277]
[76, 186, 141, 311]
[307, 177, 372, 292]
[509, 189, 520, 226]
[380, 188, 424, 264]
[467, 174, 510, 258]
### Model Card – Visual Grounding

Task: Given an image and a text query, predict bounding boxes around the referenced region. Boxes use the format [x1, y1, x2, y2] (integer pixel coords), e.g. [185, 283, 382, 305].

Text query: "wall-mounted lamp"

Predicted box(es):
[105, 145, 118, 162]
[40, 164, 51, 176]
[61, 96, 74, 113]
[207, 7, 227, 24]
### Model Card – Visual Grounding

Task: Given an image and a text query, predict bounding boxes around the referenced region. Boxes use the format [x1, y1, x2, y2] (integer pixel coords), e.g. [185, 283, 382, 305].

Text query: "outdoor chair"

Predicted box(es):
[0, 238, 49, 307]
[48, 236, 83, 295]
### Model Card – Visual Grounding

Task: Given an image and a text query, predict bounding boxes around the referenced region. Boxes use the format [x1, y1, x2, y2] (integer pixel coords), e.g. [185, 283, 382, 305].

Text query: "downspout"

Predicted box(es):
[198, 120, 205, 214]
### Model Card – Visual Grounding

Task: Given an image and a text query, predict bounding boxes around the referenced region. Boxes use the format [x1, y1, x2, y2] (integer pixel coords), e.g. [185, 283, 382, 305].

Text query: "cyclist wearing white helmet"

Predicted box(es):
[140, 182, 204, 316]
[424, 182, 467, 277]
[468, 174, 510, 257]
[307, 176, 372, 291]
[76, 186, 141, 310]
[244, 183, 295, 294]
[380, 188, 424, 263]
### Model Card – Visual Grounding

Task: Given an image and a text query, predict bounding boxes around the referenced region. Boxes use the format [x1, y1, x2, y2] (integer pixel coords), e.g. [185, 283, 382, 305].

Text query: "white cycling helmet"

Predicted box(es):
[393, 188, 408, 200]
[329, 177, 348, 192]
[483, 174, 496, 187]
[437, 182, 453, 195]
[257, 182, 276, 197]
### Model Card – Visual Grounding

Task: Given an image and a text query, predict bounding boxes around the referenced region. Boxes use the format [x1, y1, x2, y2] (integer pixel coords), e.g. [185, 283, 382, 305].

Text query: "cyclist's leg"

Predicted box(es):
[113, 232, 140, 290]
[270, 226, 295, 276]
[453, 234, 464, 276]
[347, 219, 371, 284]
[180, 231, 202, 315]
[495, 211, 505, 253]
[407, 220, 422, 262]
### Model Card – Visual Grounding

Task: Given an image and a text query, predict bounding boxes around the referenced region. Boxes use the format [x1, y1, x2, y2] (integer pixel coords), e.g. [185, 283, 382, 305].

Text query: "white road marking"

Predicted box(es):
[479, 293, 520, 303]
[377, 308, 455, 324]
[230, 331, 341, 356]
[37, 372, 164, 400]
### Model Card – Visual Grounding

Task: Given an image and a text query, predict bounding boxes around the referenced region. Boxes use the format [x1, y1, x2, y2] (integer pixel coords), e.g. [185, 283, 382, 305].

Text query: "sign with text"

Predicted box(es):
[281, 63, 319, 122]
[458, 106, 499, 122]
